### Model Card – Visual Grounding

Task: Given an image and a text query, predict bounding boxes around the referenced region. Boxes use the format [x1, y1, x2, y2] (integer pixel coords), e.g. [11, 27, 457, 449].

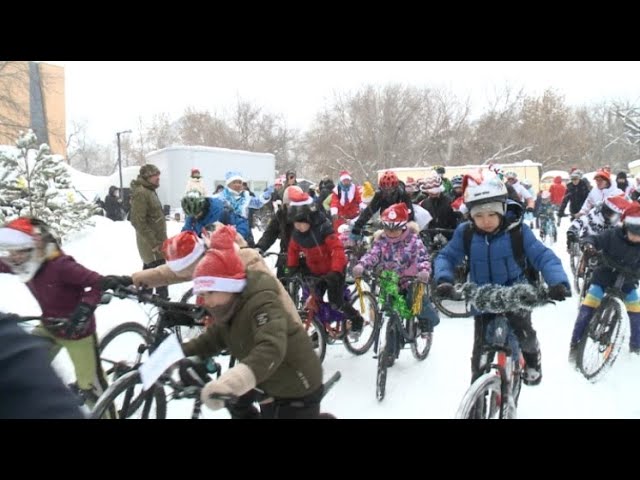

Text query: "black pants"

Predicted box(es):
[319, 274, 360, 320]
[470, 312, 538, 383]
[259, 386, 324, 419]
[142, 259, 169, 299]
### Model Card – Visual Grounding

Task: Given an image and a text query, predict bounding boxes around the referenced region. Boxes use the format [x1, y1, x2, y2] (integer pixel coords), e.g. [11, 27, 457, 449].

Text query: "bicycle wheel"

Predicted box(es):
[287, 277, 305, 310]
[300, 310, 327, 363]
[455, 372, 504, 419]
[90, 370, 167, 419]
[409, 318, 433, 361]
[375, 346, 389, 402]
[577, 297, 628, 382]
[99, 322, 151, 383]
[431, 283, 472, 318]
[172, 288, 206, 342]
[344, 291, 380, 355]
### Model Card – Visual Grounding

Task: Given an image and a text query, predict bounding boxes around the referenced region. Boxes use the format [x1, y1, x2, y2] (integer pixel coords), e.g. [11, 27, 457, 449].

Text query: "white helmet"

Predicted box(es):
[463, 171, 508, 215]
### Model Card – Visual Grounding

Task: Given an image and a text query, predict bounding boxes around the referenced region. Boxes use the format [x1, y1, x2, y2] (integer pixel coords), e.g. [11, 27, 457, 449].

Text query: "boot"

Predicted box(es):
[570, 305, 596, 346]
[522, 349, 542, 386]
[568, 343, 579, 367]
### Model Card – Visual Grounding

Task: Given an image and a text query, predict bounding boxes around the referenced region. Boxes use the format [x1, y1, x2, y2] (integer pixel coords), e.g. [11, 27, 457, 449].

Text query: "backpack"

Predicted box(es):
[462, 223, 540, 286]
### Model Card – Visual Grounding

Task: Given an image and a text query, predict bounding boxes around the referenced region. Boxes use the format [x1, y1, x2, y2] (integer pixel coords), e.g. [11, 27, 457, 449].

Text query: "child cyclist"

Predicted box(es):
[569, 203, 640, 363]
[433, 171, 571, 386]
[352, 203, 440, 338]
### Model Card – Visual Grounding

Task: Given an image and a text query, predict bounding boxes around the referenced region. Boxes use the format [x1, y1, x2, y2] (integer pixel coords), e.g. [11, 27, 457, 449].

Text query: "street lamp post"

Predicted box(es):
[116, 130, 132, 199]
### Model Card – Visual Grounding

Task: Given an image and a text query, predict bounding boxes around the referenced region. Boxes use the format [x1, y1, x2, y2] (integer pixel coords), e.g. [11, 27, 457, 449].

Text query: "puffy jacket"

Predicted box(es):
[548, 176, 566, 205]
[434, 221, 570, 290]
[287, 213, 346, 275]
[583, 227, 640, 292]
[129, 176, 167, 264]
[182, 197, 249, 240]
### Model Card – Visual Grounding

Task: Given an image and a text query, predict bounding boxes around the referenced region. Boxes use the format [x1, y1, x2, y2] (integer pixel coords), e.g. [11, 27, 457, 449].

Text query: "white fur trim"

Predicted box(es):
[289, 197, 313, 206]
[426, 186, 445, 195]
[330, 207, 338, 216]
[0, 228, 34, 247]
[193, 276, 247, 293]
[166, 241, 205, 272]
[340, 173, 352, 182]
[624, 216, 640, 226]
[225, 174, 244, 186]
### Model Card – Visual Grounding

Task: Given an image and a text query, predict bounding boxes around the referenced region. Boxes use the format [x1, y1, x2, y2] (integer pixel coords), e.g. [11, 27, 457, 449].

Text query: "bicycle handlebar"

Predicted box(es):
[447, 282, 552, 313]
[110, 286, 208, 319]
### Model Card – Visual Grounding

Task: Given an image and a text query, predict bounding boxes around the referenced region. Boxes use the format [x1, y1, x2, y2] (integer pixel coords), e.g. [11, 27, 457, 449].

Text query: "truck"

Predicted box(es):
[145, 145, 276, 211]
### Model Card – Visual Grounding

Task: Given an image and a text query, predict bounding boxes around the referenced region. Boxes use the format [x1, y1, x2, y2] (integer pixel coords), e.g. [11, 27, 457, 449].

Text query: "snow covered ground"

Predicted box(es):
[2, 215, 640, 419]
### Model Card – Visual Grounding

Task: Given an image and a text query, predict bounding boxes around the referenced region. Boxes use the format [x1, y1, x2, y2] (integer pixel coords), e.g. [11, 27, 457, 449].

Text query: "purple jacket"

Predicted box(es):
[0, 253, 103, 340]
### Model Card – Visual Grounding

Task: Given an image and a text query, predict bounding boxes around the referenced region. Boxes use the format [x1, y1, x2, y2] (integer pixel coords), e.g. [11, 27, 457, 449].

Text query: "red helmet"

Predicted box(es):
[378, 171, 399, 190]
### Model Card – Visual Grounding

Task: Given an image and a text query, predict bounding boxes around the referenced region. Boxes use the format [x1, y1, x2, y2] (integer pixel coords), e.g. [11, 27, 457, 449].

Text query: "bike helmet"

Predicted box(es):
[504, 171, 518, 181]
[451, 175, 464, 189]
[380, 203, 409, 231]
[378, 170, 399, 191]
[463, 171, 508, 216]
[570, 169, 583, 179]
[420, 174, 443, 194]
[181, 193, 208, 217]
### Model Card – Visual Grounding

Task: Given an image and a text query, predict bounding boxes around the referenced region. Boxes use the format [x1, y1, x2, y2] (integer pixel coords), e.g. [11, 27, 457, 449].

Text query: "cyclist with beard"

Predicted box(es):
[350, 170, 414, 239]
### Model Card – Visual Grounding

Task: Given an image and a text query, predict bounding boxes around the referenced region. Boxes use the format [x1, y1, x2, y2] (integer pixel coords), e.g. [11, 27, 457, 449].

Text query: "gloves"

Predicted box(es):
[64, 302, 95, 337]
[352, 264, 365, 279]
[548, 284, 570, 301]
[417, 271, 430, 284]
[436, 282, 455, 299]
[201, 363, 257, 411]
[178, 357, 213, 387]
[101, 275, 133, 291]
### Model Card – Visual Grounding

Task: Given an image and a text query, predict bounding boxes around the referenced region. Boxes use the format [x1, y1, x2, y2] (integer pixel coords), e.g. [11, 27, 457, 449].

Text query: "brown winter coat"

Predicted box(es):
[182, 270, 323, 399]
[129, 176, 167, 264]
[131, 227, 303, 324]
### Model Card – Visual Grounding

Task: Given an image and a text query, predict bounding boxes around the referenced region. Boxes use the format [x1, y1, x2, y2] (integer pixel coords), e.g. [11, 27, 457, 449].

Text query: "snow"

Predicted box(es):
[2, 215, 640, 419]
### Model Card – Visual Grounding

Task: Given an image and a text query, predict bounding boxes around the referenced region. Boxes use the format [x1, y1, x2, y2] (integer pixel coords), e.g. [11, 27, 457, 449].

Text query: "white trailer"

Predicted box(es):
[145, 145, 276, 210]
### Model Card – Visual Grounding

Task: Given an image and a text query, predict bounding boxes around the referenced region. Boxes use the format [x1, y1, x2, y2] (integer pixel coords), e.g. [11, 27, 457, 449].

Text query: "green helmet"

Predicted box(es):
[181, 194, 207, 217]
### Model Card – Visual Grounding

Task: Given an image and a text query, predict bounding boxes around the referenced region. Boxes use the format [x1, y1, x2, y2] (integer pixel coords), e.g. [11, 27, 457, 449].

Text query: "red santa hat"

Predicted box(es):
[162, 231, 205, 272]
[339, 170, 352, 182]
[0, 217, 37, 247]
[191, 168, 200, 176]
[287, 188, 313, 206]
[622, 204, 640, 228]
[604, 194, 632, 215]
[192, 226, 246, 294]
[380, 203, 409, 227]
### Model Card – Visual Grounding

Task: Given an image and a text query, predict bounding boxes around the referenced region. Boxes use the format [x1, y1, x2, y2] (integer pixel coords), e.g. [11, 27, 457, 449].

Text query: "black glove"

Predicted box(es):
[178, 357, 212, 387]
[436, 282, 455, 299]
[548, 284, 570, 301]
[64, 302, 95, 337]
[101, 275, 133, 291]
[581, 243, 597, 256]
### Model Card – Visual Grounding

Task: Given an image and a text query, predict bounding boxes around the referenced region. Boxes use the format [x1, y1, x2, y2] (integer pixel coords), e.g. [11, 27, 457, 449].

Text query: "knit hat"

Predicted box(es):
[225, 171, 244, 186]
[0, 217, 37, 247]
[162, 231, 205, 273]
[192, 226, 246, 294]
[361, 181, 375, 203]
[594, 169, 611, 184]
[339, 170, 352, 182]
[191, 168, 201, 178]
[139, 164, 160, 179]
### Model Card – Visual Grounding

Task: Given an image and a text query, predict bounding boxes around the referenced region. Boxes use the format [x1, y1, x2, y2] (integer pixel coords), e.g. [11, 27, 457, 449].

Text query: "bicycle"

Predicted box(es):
[421, 228, 472, 319]
[539, 214, 557, 245]
[92, 286, 211, 419]
[292, 273, 380, 362]
[576, 253, 640, 382]
[374, 270, 433, 402]
[452, 282, 552, 419]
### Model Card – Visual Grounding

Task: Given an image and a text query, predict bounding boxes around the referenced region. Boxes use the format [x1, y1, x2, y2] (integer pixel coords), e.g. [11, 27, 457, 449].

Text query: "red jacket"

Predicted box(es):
[287, 218, 347, 275]
[0, 252, 102, 340]
[329, 184, 361, 230]
[549, 176, 566, 206]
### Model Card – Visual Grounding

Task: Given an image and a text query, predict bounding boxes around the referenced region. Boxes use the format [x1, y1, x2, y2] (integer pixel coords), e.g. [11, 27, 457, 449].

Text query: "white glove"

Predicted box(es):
[200, 363, 257, 411]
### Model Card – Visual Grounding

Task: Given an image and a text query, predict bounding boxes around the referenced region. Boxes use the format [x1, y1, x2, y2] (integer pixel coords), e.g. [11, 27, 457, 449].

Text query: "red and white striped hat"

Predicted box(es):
[162, 231, 205, 272]
[604, 194, 632, 215]
[193, 226, 246, 294]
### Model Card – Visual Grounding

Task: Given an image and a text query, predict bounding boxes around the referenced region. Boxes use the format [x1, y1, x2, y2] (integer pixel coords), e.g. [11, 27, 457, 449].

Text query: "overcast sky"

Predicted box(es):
[53, 61, 640, 146]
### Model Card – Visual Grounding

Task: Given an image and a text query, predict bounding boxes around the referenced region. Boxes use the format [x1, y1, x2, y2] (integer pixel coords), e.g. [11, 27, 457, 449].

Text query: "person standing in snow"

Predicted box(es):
[186, 168, 207, 196]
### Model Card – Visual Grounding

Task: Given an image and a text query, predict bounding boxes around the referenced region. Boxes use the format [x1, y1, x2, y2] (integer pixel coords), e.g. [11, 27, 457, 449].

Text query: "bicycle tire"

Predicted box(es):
[344, 291, 380, 355]
[375, 347, 388, 402]
[455, 372, 503, 419]
[409, 319, 433, 361]
[174, 287, 205, 342]
[577, 297, 628, 382]
[98, 322, 151, 383]
[300, 310, 327, 363]
[90, 370, 167, 419]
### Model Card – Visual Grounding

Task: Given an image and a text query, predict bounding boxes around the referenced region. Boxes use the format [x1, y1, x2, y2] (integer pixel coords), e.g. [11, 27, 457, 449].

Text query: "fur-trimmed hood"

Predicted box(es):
[373, 221, 420, 241]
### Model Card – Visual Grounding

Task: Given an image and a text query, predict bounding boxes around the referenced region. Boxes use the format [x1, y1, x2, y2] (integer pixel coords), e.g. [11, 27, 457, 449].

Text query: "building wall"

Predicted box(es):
[0, 61, 66, 157]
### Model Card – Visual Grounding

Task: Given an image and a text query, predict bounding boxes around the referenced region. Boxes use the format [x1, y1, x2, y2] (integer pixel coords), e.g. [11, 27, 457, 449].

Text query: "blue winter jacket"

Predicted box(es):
[434, 221, 570, 290]
[182, 197, 250, 240]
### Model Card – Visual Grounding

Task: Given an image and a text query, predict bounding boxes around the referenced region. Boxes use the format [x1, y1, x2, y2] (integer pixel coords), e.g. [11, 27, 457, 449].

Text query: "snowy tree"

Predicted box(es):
[0, 130, 98, 240]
